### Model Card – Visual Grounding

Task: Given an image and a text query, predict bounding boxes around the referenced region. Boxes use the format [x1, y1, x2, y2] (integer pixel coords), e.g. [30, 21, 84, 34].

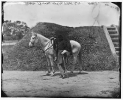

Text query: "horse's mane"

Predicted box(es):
[32, 31, 49, 41]
[37, 33, 49, 41]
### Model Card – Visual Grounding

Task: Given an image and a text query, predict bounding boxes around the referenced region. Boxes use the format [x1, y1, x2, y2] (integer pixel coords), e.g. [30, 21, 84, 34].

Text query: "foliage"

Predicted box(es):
[2, 22, 118, 71]
[2, 20, 30, 40]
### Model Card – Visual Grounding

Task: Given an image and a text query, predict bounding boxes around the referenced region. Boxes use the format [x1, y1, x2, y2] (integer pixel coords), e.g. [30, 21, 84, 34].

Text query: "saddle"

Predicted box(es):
[53, 36, 72, 56]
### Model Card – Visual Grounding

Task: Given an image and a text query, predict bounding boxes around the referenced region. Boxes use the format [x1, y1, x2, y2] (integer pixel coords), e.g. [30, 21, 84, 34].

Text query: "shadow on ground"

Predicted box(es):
[43, 71, 88, 78]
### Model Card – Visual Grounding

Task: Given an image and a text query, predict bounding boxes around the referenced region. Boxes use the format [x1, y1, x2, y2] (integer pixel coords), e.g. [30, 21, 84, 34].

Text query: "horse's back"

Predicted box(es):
[70, 40, 81, 53]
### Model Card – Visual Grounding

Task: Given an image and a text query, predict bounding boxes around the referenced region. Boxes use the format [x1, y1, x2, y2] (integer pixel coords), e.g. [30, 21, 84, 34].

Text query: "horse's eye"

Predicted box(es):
[32, 37, 35, 39]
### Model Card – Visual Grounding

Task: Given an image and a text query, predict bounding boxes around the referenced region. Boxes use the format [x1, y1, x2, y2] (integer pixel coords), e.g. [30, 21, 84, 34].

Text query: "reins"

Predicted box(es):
[44, 37, 55, 52]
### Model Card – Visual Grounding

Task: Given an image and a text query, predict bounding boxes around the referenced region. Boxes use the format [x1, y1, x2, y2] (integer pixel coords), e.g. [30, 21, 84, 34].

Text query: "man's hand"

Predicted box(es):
[61, 50, 69, 55]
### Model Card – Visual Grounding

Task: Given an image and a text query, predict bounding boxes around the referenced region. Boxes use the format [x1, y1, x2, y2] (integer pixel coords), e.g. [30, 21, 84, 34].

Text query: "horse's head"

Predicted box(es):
[29, 32, 38, 47]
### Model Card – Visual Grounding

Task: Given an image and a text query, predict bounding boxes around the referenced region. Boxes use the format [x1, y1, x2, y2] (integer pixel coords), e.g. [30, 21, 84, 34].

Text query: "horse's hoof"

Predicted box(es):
[62, 77, 65, 79]
[46, 72, 51, 76]
[50, 72, 55, 76]
[62, 76, 66, 79]
[70, 71, 74, 73]
[60, 74, 66, 79]
[78, 71, 82, 74]
[53, 71, 56, 74]
[51, 75, 54, 77]
[46, 74, 50, 76]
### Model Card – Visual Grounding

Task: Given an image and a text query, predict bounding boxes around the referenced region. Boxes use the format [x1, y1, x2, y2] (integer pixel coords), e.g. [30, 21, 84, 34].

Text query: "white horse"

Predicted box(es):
[29, 31, 83, 78]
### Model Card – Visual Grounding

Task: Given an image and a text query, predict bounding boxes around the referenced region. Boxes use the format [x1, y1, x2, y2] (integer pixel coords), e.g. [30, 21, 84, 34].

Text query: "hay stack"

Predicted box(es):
[3, 22, 117, 71]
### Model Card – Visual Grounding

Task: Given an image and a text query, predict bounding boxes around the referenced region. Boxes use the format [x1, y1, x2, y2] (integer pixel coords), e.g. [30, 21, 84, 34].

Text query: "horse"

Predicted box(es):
[29, 31, 83, 78]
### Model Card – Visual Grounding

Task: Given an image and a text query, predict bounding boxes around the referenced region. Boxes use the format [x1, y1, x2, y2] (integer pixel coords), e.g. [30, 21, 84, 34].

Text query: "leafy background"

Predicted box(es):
[2, 22, 118, 71]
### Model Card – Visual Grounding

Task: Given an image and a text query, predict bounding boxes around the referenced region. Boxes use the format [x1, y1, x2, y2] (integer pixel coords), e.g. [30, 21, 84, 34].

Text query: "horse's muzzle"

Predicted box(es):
[29, 42, 33, 47]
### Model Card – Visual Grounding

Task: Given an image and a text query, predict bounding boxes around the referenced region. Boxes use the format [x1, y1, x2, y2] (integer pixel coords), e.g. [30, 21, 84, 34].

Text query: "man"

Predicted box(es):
[53, 29, 72, 61]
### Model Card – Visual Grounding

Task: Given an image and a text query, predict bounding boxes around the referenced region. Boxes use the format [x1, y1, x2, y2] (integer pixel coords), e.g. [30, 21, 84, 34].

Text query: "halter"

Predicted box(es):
[30, 41, 34, 45]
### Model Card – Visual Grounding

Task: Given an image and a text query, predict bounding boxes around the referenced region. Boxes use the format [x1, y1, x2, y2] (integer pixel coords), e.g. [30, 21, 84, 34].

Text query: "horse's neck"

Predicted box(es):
[37, 34, 49, 50]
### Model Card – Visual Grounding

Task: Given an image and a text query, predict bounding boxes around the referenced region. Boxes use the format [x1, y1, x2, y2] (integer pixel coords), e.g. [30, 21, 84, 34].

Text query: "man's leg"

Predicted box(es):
[54, 49, 58, 61]
[57, 50, 66, 78]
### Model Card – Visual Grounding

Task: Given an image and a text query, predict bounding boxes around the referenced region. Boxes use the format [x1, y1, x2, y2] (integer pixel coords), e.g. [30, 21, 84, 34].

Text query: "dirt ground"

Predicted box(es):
[2, 71, 120, 97]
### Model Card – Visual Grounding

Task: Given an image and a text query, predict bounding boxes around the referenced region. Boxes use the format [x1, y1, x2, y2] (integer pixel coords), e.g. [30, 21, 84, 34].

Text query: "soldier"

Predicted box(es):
[53, 29, 72, 61]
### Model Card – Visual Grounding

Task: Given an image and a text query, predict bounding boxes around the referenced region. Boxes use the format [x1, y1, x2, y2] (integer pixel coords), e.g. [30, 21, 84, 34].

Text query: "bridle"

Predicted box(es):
[29, 36, 56, 52]
[29, 35, 37, 46]
[30, 41, 34, 45]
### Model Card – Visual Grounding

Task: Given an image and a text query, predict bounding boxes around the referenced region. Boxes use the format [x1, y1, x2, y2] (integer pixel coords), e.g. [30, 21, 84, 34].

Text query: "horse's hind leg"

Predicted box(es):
[70, 55, 77, 73]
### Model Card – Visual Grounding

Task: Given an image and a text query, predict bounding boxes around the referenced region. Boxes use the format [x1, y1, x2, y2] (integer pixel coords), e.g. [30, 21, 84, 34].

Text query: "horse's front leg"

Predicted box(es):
[46, 57, 52, 75]
[49, 56, 55, 76]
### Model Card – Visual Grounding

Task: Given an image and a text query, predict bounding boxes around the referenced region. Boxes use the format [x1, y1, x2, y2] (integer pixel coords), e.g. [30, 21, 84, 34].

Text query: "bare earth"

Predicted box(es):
[2, 71, 120, 97]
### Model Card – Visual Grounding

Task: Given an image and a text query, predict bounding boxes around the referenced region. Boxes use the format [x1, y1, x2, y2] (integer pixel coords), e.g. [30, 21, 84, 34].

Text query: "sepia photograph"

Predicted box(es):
[1, 1, 121, 98]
